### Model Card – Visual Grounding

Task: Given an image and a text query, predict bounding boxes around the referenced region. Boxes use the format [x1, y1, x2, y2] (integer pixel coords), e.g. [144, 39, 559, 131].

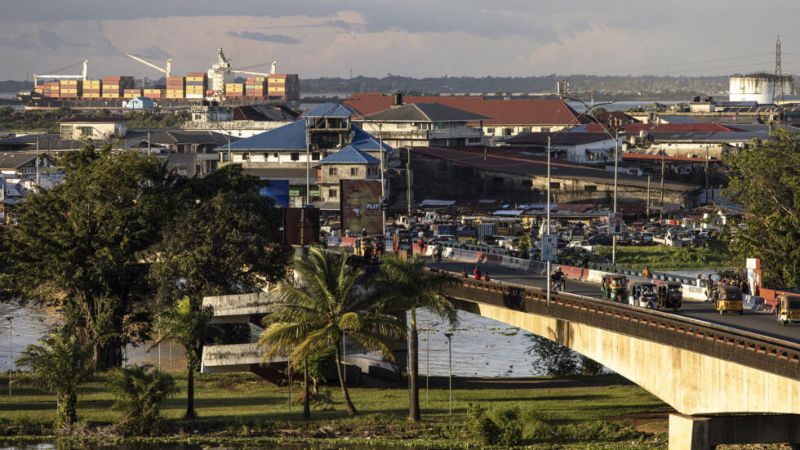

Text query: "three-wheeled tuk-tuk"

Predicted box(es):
[776, 294, 800, 326]
[655, 281, 683, 312]
[629, 281, 658, 309]
[715, 285, 743, 315]
[601, 275, 628, 303]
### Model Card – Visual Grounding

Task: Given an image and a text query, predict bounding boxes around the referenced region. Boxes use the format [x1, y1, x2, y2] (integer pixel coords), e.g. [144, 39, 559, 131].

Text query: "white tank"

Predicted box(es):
[729, 73, 794, 104]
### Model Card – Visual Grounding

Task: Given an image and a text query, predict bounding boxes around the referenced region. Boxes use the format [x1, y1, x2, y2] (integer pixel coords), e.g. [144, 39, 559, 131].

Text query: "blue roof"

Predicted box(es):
[319, 145, 380, 165]
[223, 120, 306, 151]
[303, 103, 356, 118]
[350, 125, 392, 153]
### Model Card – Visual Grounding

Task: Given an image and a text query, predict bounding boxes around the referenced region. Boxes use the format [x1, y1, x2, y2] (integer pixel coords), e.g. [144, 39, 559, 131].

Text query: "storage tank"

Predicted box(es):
[729, 73, 794, 104]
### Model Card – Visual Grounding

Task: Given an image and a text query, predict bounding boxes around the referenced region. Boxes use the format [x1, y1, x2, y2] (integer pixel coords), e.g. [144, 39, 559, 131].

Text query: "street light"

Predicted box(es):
[5, 316, 12, 397]
[444, 331, 453, 415]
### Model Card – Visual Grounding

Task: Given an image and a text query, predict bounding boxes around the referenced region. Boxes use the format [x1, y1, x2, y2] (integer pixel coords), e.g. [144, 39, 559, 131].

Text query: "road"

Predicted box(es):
[428, 260, 800, 344]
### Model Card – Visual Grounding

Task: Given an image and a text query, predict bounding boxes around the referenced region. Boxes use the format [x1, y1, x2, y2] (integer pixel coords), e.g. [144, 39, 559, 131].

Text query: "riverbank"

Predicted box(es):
[0, 371, 672, 449]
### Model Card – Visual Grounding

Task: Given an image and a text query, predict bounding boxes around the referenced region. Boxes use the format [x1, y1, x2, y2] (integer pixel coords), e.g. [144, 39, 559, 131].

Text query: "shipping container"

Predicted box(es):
[165, 90, 184, 98]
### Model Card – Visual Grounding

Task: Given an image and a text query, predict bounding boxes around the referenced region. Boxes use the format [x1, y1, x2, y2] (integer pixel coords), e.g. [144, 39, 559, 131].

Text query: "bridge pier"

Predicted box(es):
[669, 413, 800, 450]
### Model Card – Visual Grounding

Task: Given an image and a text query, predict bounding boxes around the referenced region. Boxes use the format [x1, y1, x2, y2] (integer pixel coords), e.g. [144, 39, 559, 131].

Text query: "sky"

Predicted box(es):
[2, 0, 800, 80]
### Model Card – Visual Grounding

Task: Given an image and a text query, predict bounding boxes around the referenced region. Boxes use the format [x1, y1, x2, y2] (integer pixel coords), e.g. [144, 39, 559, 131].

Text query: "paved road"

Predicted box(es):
[429, 260, 800, 344]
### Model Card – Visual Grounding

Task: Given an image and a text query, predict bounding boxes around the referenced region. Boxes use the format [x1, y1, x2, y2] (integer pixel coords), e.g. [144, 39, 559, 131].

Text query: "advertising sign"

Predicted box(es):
[540, 234, 557, 262]
[746, 258, 761, 296]
[259, 180, 290, 208]
[283, 207, 320, 246]
[340, 179, 383, 236]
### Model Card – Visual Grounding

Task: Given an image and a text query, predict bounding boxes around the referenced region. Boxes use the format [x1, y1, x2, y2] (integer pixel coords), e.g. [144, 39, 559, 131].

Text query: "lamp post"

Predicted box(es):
[612, 128, 619, 266]
[379, 123, 386, 237]
[546, 135, 551, 307]
[5, 316, 11, 397]
[444, 331, 453, 415]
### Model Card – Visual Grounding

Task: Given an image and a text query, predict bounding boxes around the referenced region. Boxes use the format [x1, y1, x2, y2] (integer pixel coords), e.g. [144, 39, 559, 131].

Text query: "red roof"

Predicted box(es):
[344, 93, 583, 126]
[585, 122, 742, 133]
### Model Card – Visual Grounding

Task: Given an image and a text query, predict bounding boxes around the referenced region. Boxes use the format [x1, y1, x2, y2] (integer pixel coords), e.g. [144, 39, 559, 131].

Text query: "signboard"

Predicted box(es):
[340, 179, 383, 236]
[540, 234, 557, 262]
[746, 258, 761, 296]
[283, 207, 320, 245]
[259, 180, 290, 208]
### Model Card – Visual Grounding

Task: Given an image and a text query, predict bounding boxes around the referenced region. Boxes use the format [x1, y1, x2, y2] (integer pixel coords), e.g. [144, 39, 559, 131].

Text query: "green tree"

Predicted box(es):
[259, 247, 404, 417]
[526, 335, 579, 376]
[16, 333, 92, 429]
[149, 165, 288, 307]
[377, 255, 458, 422]
[152, 296, 217, 420]
[3, 146, 174, 369]
[725, 129, 799, 287]
[107, 365, 178, 435]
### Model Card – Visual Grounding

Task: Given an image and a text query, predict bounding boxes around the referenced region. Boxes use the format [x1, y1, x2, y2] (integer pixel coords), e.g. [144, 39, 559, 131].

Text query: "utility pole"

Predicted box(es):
[659, 153, 666, 223]
[35, 136, 40, 187]
[646, 175, 651, 218]
[611, 129, 619, 266]
[406, 149, 412, 220]
[379, 123, 386, 237]
[546, 135, 551, 307]
[704, 147, 710, 204]
[305, 118, 311, 206]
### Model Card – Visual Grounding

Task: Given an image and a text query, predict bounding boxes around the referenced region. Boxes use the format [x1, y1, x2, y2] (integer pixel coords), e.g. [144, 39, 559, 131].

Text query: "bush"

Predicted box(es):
[526, 335, 579, 376]
[107, 365, 179, 435]
[466, 403, 523, 446]
[579, 355, 604, 375]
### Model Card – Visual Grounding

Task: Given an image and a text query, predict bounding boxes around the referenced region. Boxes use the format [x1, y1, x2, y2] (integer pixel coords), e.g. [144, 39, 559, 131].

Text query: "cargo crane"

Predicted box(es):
[207, 47, 278, 98]
[125, 53, 173, 78]
[33, 60, 88, 84]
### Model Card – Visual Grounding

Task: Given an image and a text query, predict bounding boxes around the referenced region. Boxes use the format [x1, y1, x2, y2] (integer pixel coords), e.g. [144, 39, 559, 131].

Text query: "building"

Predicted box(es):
[0, 152, 51, 179]
[410, 146, 697, 211]
[501, 132, 622, 164]
[219, 103, 391, 207]
[316, 145, 381, 209]
[123, 96, 157, 110]
[183, 104, 300, 138]
[359, 102, 486, 148]
[59, 118, 127, 140]
[729, 73, 795, 105]
[345, 93, 587, 140]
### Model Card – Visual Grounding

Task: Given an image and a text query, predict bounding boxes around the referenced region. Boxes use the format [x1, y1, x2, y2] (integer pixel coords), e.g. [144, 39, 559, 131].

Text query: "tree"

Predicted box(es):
[107, 365, 178, 435]
[16, 333, 92, 429]
[152, 296, 217, 420]
[149, 166, 288, 307]
[3, 146, 174, 369]
[526, 335, 579, 376]
[725, 129, 800, 288]
[377, 255, 458, 422]
[259, 247, 404, 417]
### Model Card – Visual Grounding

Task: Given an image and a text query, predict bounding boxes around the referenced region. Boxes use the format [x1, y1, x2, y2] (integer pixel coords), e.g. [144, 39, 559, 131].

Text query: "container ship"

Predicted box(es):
[17, 48, 300, 110]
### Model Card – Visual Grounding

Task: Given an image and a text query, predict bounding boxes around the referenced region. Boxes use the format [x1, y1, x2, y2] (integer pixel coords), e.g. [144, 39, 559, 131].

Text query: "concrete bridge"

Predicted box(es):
[443, 275, 800, 450]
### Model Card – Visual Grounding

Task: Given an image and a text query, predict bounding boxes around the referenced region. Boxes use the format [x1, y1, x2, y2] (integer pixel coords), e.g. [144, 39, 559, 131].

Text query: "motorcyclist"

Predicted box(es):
[550, 267, 565, 291]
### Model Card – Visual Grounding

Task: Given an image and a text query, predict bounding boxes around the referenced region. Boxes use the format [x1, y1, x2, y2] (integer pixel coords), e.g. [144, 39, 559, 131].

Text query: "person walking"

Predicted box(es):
[642, 265, 652, 279]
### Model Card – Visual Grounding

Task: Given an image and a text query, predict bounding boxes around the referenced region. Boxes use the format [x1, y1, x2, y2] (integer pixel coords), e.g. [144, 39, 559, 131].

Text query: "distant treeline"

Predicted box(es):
[299, 75, 731, 98]
[0, 80, 32, 92]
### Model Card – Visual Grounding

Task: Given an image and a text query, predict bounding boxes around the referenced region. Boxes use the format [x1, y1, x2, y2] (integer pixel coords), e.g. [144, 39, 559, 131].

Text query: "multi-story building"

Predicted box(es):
[315, 146, 382, 209]
[358, 102, 486, 148]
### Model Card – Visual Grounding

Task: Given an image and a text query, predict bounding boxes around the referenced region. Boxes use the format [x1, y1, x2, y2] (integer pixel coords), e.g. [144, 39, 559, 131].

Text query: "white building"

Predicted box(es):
[358, 103, 485, 148]
[729, 73, 794, 104]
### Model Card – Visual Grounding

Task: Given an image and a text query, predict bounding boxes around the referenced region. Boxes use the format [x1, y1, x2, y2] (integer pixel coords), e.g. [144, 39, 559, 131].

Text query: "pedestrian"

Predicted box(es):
[473, 266, 481, 280]
[642, 265, 652, 278]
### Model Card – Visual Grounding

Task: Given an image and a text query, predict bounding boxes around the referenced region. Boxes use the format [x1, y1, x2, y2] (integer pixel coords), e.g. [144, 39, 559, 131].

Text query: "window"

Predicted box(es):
[79, 126, 93, 137]
[328, 167, 338, 176]
[263, 153, 270, 160]
[522, 127, 532, 133]
[328, 189, 338, 198]
[312, 152, 320, 161]
[541, 127, 550, 133]
[503, 128, 512, 136]
[486, 128, 495, 135]
[350, 167, 359, 176]
[241, 152, 250, 161]
[290, 152, 300, 161]
[549, 182, 561, 190]
[273, 153, 279, 158]
[584, 185, 597, 192]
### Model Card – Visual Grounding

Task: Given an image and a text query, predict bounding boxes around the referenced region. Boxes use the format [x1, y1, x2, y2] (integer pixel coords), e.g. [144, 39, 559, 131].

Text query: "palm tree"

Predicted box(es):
[152, 296, 217, 420]
[16, 333, 92, 428]
[378, 254, 458, 422]
[259, 247, 404, 417]
[107, 364, 178, 434]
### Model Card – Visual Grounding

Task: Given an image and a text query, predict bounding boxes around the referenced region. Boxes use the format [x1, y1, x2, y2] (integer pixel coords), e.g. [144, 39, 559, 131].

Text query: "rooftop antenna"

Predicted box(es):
[772, 35, 785, 104]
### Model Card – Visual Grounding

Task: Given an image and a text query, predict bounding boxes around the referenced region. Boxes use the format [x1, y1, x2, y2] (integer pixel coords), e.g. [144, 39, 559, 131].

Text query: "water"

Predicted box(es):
[416, 308, 542, 377]
[0, 303, 55, 371]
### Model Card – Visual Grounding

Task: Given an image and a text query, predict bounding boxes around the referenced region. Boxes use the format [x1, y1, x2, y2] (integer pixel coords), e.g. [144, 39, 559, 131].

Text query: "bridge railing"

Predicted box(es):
[441, 272, 800, 381]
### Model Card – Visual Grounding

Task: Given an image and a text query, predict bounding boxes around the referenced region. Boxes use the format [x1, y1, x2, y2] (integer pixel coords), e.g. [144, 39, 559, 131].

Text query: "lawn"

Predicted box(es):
[596, 240, 739, 272]
[0, 372, 672, 449]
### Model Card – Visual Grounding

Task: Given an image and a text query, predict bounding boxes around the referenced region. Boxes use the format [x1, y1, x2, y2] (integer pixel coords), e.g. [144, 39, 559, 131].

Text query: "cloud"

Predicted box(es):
[0, 30, 68, 51]
[227, 31, 299, 44]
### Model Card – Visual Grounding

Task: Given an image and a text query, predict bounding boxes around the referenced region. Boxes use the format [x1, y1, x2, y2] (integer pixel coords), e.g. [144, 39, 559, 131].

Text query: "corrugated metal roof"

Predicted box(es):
[364, 103, 487, 122]
[223, 120, 307, 151]
[0, 153, 36, 169]
[318, 145, 380, 165]
[505, 132, 617, 146]
[303, 103, 356, 118]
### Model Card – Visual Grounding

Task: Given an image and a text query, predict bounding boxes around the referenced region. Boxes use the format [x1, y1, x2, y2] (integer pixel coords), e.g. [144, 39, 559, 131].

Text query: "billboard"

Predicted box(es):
[259, 180, 290, 208]
[340, 179, 383, 236]
[283, 207, 320, 245]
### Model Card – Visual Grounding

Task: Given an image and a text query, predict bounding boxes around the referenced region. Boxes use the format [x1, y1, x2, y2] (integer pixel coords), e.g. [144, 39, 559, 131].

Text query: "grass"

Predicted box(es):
[596, 239, 738, 272]
[0, 371, 672, 448]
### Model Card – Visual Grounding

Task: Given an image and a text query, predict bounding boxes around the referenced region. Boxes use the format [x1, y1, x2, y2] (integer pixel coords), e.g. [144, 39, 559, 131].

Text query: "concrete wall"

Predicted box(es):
[464, 301, 800, 415]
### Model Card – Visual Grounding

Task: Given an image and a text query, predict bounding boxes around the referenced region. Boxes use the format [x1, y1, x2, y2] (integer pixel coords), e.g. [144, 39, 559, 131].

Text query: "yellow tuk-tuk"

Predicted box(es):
[715, 285, 743, 315]
[776, 294, 800, 326]
[601, 275, 628, 303]
[656, 281, 683, 312]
